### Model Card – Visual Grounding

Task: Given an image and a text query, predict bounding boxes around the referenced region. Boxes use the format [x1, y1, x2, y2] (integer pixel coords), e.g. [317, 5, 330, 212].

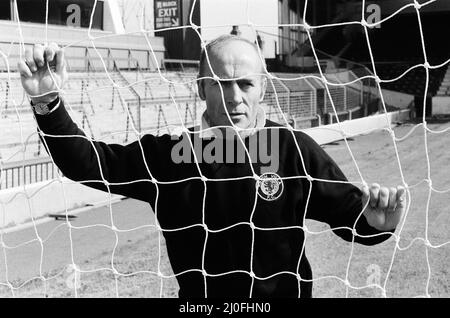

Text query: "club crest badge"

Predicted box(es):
[257, 172, 284, 201]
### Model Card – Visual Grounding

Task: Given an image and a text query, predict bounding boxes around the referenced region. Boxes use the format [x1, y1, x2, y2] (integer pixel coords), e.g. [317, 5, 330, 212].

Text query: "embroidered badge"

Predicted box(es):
[257, 172, 284, 201]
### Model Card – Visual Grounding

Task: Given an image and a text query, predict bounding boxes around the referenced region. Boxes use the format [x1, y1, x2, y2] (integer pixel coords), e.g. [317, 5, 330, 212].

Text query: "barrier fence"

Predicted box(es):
[0, 157, 59, 190]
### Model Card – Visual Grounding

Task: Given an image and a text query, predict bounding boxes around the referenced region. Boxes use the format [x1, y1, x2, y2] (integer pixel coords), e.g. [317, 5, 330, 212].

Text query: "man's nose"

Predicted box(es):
[224, 82, 242, 109]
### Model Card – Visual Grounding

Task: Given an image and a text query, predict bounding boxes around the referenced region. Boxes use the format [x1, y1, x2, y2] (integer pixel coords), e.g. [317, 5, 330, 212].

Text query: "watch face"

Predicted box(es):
[34, 103, 50, 115]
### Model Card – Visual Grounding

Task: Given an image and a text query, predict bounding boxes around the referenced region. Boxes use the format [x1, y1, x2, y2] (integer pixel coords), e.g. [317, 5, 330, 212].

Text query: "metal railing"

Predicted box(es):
[162, 59, 199, 73]
[0, 157, 59, 190]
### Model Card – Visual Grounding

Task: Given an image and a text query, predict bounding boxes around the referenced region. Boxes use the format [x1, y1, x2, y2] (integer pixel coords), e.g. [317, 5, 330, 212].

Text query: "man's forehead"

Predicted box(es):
[204, 40, 264, 78]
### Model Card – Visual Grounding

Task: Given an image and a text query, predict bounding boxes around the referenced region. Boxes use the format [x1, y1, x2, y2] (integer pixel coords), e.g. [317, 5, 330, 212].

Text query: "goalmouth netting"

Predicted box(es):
[0, 0, 449, 298]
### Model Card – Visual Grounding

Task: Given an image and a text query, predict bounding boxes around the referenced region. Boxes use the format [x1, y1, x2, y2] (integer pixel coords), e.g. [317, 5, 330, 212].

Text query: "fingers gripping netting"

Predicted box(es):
[0, 0, 449, 298]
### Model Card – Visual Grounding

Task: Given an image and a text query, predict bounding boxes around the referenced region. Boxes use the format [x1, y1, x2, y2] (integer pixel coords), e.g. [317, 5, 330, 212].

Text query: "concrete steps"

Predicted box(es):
[436, 64, 450, 96]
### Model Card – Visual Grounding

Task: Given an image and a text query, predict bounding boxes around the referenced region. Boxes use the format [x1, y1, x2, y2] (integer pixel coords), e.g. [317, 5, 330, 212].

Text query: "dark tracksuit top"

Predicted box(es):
[35, 101, 393, 298]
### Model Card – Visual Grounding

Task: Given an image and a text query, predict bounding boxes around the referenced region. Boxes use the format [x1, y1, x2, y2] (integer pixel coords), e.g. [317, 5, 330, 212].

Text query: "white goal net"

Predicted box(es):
[0, 0, 449, 298]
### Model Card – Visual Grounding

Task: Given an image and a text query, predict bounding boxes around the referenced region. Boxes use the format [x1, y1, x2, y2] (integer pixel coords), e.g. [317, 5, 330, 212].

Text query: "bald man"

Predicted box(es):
[19, 35, 405, 298]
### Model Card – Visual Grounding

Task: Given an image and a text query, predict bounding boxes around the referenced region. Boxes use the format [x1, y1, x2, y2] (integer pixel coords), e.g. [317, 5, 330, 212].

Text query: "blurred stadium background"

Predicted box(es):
[1, 0, 450, 297]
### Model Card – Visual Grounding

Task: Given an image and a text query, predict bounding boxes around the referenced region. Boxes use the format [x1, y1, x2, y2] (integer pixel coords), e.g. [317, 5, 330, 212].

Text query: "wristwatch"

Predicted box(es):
[31, 96, 60, 115]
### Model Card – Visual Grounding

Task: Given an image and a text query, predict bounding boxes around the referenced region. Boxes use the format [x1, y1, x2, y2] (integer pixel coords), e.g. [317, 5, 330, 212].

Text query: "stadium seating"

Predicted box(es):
[0, 70, 206, 161]
[375, 63, 447, 97]
[436, 66, 450, 96]
[1, 67, 372, 163]
[310, 11, 450, 99]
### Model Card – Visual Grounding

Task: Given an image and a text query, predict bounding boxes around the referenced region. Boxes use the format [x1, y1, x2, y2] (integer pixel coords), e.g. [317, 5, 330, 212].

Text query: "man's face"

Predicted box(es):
[198, 40, 267, 130]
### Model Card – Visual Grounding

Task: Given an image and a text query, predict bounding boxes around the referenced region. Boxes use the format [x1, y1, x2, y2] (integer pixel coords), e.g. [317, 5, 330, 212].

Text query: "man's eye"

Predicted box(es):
[239, 81, 253, 88]
[218, 81, 231, 87]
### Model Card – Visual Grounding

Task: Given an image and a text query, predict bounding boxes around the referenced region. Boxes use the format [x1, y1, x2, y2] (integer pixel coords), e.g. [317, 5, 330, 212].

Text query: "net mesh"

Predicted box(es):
[0, 0, 449, 297]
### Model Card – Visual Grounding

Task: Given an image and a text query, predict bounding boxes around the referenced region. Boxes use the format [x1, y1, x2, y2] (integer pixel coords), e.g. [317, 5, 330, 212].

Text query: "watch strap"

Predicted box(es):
[31, 96, 61, 115]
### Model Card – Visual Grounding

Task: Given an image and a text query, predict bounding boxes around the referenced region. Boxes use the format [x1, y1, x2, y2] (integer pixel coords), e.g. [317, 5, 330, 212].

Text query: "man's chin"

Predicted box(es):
[231, 115, 253, 128]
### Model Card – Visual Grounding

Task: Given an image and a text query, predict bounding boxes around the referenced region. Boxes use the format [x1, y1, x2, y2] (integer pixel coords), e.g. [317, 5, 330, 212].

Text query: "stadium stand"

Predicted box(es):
[310, 8, 450, 102]
[376, 63, 447, 97]
[0, 65, 373, 171]
[436, 66, 450, 96]
[1, 17, 385, 190]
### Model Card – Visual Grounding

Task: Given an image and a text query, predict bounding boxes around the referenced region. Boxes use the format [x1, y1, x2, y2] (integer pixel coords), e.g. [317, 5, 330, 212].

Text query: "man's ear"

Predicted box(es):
[198, 78, 206, 100]
[259, 76, 267, 102]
